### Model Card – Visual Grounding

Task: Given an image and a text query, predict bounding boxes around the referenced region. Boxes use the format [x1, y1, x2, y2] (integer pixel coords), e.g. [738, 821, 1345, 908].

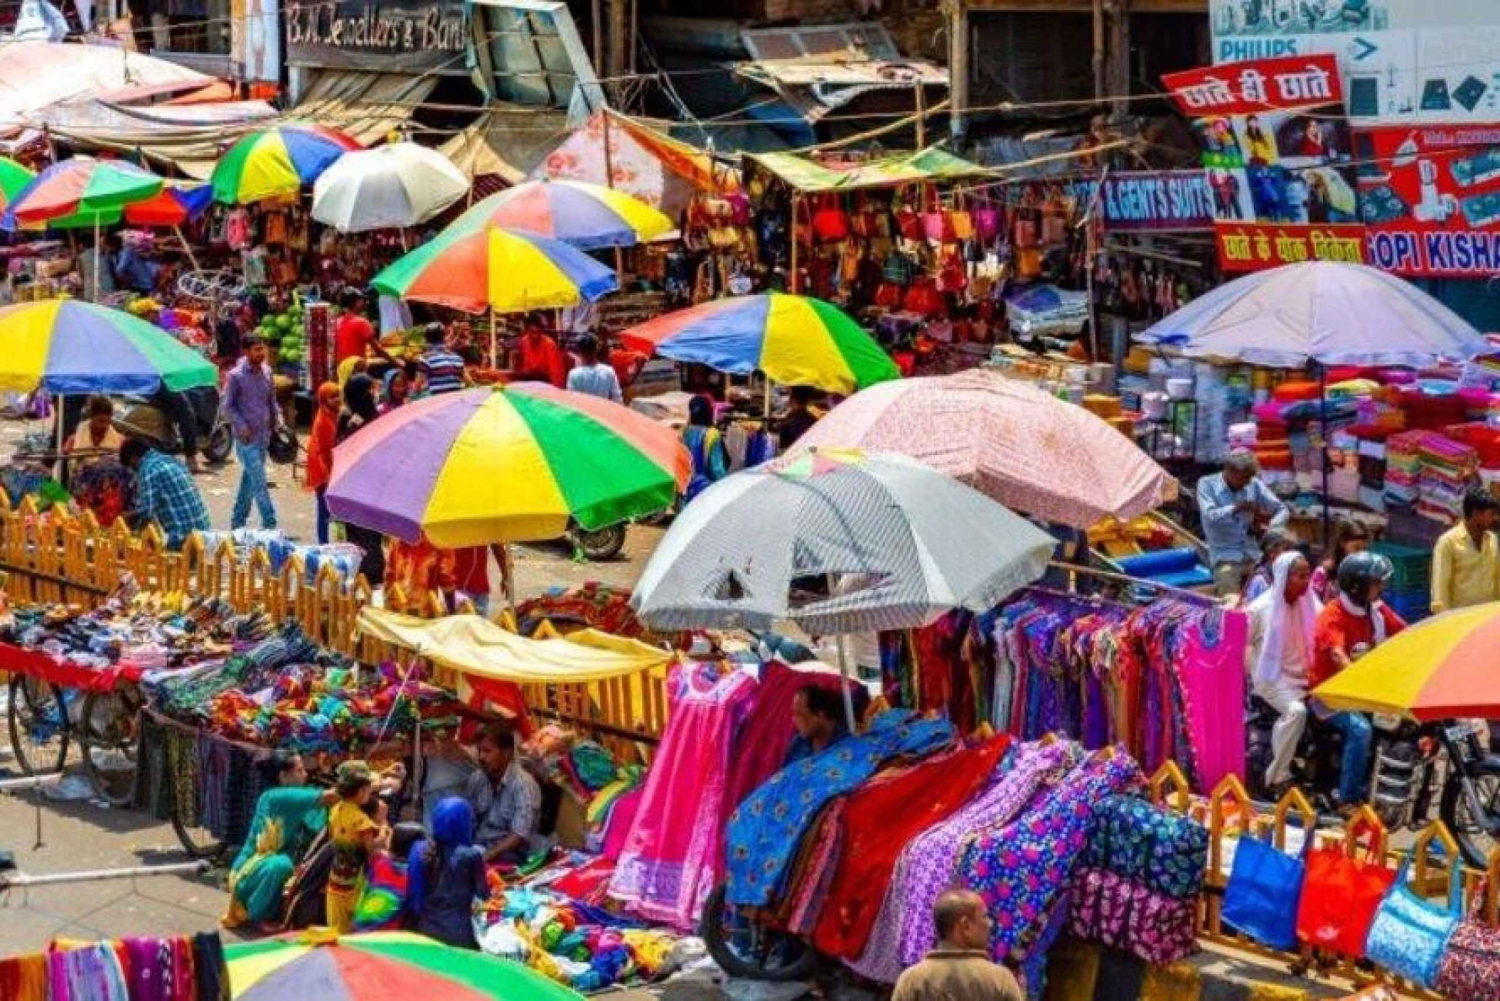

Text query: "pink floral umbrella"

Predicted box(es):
[789, 369, 1177, 529]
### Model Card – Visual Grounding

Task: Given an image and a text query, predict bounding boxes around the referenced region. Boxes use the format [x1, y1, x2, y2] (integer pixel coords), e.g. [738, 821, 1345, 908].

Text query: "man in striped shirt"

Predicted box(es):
[416, 323, 468, 397]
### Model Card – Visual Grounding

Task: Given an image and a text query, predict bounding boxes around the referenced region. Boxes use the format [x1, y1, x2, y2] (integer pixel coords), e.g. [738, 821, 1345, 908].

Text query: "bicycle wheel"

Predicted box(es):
[7, 675, 70, 775]
[171, 808, 226, 861]
[78, 688, 142, 807]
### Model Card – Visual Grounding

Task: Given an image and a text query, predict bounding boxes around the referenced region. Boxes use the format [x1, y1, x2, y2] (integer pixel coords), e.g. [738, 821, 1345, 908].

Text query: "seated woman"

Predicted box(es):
[408, 796, 488, 948]
[223, 751, 336, 930]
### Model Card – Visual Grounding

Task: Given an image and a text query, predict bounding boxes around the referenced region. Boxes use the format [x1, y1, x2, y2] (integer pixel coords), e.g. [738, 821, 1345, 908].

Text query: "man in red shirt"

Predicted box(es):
[334, 288, 395, 367]
[511, 313, 568, 388]
[1312, 552, 1404, 809]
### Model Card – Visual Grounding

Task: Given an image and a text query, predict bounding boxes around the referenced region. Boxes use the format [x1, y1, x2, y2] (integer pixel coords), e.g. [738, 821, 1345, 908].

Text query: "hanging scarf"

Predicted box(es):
[1248, 552, 1320, 688]
[1338, 593, 1387, 646]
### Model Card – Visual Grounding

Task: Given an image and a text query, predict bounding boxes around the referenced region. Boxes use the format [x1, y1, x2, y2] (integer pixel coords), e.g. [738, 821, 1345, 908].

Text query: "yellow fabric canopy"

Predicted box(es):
[357, 607, 671, 686]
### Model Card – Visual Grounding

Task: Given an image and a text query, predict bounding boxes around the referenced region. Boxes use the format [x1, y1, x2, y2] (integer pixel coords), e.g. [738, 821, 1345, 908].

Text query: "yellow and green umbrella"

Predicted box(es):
[326, 383, 690, 546]
[227, 930, 583, 1000]
[1313, 602, 1500, 720]
[212, 124, 360, 204]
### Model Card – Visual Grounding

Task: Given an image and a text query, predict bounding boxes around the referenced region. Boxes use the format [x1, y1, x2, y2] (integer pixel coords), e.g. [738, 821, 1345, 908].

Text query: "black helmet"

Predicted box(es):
[1337, 551, 1393, 604]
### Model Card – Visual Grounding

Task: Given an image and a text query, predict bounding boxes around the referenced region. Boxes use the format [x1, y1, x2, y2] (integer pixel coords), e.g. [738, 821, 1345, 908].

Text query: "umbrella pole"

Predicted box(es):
[835, 633, 858, 734]
[500, 543, 518, 627]
[92, 217, 101, 303]
[489, 312, 498, 370]
[173, 225, 201, 272]
[764, 377, 774, 422]
[1319, 362, 1331, 546]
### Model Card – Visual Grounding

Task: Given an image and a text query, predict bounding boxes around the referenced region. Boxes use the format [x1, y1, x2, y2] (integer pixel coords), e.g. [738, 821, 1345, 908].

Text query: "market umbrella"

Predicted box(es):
[789, 369, 1176, 528]
[453, 179, 674, 250]
[619, 293, 901, 396]
[312, 142, 470, 233]
[1136, 261, 1487, 367]
[1312, 602, 1500, 721]
[211, 124, 361, 205]
[0, 299, 217, 395]
[327, 383, 689, 547]
[226, 930, 583, 1000]
[373, 225, 618, 315]
[123, 181, 214, 227]
[632, 448, 1055, 723]
[0, 156, 163, 229]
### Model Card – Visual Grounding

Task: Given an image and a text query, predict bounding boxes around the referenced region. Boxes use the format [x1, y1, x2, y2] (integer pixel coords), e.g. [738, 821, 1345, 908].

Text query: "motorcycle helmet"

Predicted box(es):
[1336, 551, 1393, 605]
[268, 425, 299, 465]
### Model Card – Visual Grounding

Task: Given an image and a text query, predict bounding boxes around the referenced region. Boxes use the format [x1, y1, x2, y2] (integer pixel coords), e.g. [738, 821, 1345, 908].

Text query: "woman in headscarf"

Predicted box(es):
[681, 394, 728, 504]
[407, 796, 486, 949]
[380, 368, 410, 414]
[1245, 550, 1321, 796]
[306, 382, 342, 544]
[336, 374, 386, 583]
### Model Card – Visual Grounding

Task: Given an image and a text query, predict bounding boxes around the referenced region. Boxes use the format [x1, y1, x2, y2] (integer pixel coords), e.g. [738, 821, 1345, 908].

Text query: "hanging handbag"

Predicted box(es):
[1365, 846, 1464, 989]
[811, 193, 849, 244]
[973, 201, 1001, 242]
[882, 250, 915, 285]
[902, 276, 944, 316]
[1434, 858, 1500, 1001]
[1069, 866, 1199, 965]
[895, 204, 923, 241]
[950, 206, 974, 241]
[922, 208, 956, 244]
[1295, 831, 1396, 958]
[1221, 827, 1310, 950]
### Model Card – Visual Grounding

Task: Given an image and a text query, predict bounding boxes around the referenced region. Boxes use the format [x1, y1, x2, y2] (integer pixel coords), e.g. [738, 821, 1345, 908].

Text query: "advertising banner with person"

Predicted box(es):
[1357, 124, 1500, 278]
[1163, 55, 1366, 270]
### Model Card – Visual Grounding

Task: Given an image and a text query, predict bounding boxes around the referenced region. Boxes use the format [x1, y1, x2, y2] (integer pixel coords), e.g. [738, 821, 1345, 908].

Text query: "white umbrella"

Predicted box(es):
[311, 142, 468, 233]
[1135, 261, 1487, 367]
[631, 449, 1057, 728]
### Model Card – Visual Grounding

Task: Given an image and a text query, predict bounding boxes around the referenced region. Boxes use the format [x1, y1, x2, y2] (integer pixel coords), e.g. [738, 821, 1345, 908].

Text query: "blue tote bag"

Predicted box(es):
[1221, 827, 1310, 950]
[1365, 851, 1463, 988]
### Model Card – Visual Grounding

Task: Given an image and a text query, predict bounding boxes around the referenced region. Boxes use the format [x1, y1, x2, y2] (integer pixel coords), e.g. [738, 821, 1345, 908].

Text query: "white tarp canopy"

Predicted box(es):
[0, 41, 212, 129]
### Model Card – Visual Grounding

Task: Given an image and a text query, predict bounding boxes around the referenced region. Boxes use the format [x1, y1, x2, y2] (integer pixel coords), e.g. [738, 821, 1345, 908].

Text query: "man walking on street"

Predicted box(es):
[223, 335, 279, 530]
[1430, 489, 1500, 614]
[1197, 450, 1289, 597]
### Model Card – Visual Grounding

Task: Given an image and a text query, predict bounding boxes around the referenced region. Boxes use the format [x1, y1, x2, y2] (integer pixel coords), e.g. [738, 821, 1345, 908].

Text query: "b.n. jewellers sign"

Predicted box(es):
[286, 0, 467, 71]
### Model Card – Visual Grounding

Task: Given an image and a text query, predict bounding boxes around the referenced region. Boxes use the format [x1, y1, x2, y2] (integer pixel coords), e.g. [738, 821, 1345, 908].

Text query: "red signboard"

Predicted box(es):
[1163, 55, 1344, 117]
[1357, 125, 1500, 279]
[1216, 222, 1367, 271]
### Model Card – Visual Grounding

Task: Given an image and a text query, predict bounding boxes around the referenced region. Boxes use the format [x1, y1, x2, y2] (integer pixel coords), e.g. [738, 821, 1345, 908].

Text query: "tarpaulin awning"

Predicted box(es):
[748, 146, 988, 192]
[288, 71, 438, 148]
[357, 607, 672, 686]
[534, 108, 737, 218]
[440, 105, 571, 184]
[26, 99, 280, 179]
[0, 42, 212, 128]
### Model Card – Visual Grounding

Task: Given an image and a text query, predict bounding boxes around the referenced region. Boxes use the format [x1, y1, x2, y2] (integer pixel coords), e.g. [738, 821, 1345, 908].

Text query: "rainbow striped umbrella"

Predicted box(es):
[124, 181, 214, 227]
[372, 226, 618, 315]
[620, 293, 900, 394]
[327, 383, 689, 546]
[0, 299, 218, 395]
[1314, 602, 1500, 721]
[0, 156, 162, 230]
[227, 930, 583, 1000]
[212, 125, 360, 204]
[454, 179, 673, 250]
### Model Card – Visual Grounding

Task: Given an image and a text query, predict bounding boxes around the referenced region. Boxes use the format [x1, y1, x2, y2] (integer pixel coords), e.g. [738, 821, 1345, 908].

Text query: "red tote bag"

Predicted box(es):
[1295, 841, 1396, 957]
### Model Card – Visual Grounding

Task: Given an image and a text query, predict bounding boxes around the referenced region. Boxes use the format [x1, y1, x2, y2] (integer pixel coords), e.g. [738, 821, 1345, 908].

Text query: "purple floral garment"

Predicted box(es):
[848, 740, 1080, 982]
[957, 749, 1144, 963]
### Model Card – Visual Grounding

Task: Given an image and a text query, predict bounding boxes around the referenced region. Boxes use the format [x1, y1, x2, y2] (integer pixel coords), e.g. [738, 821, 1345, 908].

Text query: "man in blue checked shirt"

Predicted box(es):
[1197, 449, 1289, 597]
[121, 438, 209, 550]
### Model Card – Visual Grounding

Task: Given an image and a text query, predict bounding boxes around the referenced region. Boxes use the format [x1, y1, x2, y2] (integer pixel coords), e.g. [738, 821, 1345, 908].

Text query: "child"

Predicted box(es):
[407, 796, 487, 949]
[326, 760, 389, 934]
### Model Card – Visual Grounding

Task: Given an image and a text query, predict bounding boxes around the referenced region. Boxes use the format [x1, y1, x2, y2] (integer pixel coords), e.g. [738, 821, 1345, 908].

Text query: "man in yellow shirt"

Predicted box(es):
[1430, 490, 1500, 615]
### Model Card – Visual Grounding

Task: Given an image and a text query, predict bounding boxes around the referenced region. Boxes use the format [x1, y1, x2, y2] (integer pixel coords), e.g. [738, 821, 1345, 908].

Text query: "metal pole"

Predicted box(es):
[489, 311, 498, 369]
[173, 225, 201, 272]
[913, 79, 927, 149]
[2, 860, 209, 889]
[789, 194, 801, 294]
[1319, 362, 1331, 546]
[0, 773, 64, 792]
[835, 634, 857, 734]
[93, 217, 102, 303]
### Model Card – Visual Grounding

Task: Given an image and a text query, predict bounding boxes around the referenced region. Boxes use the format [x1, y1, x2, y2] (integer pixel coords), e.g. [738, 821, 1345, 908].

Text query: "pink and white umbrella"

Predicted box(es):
[788, 369, 1176, 528]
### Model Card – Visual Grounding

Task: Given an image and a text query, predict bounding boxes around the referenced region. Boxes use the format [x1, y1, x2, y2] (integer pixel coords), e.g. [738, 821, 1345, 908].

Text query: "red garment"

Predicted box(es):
[334, 313, 377, 364]
[609, 348, 648, 387]
[451, 546, 491, 597]
[1311, 600, 1406, 689]
[810, 735, 1009, 960]
[306, 408, 338, 490]
[515, 332, 568, 387]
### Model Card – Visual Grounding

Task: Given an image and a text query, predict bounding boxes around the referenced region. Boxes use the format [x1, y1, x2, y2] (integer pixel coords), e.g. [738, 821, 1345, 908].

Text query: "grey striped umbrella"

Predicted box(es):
[631, 448, 1057, 635]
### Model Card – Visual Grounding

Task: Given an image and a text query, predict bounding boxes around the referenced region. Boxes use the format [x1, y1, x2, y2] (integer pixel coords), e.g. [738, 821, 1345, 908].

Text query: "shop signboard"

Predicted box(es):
[231, 0, 281, 83]
[1357, 124, 1500, 278]
[1215, 222, 1366, 269]
[1096, 171, 1218, 232]
[285, 0, 467, 72]
[1164, 55, 1364, 271]
[1208, 0, 1500, 123]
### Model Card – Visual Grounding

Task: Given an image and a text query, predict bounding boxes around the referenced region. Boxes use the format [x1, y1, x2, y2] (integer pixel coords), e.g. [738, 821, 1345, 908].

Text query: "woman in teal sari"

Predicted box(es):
[222, 751, 336, 929]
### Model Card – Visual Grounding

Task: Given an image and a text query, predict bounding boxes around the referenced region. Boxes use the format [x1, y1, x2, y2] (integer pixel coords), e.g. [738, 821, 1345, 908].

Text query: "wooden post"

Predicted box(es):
[913, 79, 927, 149]
[591, 0, 603, 78]
[1107, 0, 1131, 120]
[789, 193, 801, 294]
[602, 108, 615, 189]
[1092, 0, 1106, 102]
[606, 0, 628, 102]
[946, 0, 969, 145]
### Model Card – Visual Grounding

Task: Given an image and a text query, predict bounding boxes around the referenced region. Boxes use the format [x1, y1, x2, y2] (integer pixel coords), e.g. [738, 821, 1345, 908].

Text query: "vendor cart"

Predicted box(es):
[4, 642, 144, 807]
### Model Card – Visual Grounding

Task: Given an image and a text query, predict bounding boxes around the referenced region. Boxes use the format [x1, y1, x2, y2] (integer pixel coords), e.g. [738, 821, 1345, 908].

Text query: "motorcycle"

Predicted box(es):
[566, 520, 628, 562]
[1244, 695, 1346, 806]
[1368, 715, 1500, 868]
[112, 388, 232, 465]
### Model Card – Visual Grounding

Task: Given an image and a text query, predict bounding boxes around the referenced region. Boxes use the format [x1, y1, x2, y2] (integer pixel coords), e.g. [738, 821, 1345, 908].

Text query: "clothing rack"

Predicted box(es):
[1048, 560, 1222, 606]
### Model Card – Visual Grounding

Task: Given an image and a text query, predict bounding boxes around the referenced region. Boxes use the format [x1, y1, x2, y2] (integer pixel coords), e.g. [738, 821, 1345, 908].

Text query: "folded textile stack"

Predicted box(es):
[1399, 389, 1469, 431]
[1384, 431, 1428, 507]
[1193, 363, 1248, 464]
[1418, 434, 1477, 524]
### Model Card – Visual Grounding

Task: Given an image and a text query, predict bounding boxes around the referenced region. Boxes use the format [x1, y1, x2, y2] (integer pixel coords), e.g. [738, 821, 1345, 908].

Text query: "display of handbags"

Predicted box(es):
[1295, 834, 1395, 958]
[1221, 826, 1310, 951]
[1365, 846, 1464, 989]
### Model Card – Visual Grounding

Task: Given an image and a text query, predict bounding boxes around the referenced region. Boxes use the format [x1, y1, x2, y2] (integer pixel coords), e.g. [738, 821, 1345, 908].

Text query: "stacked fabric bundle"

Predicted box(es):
[1383, 431, 1428, 507]
[1068, 794, 1209, 964]
[1418, 435, 1478, 523]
